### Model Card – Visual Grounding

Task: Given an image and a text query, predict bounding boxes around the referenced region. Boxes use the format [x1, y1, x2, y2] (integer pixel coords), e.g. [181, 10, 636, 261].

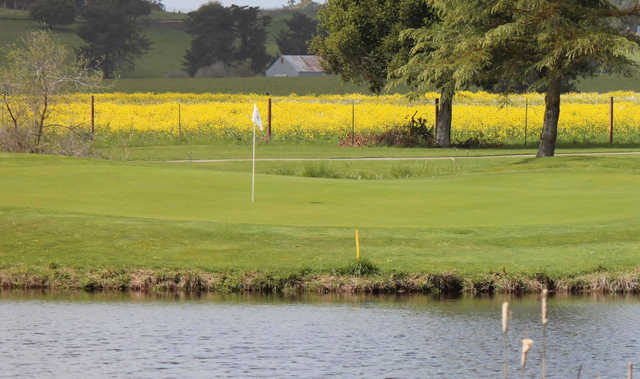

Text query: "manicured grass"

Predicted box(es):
[1, 153, 639, 278]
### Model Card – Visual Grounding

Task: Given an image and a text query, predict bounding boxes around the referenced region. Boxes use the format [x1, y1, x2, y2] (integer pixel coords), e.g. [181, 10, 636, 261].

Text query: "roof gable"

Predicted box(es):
[282, 55, 324, 73]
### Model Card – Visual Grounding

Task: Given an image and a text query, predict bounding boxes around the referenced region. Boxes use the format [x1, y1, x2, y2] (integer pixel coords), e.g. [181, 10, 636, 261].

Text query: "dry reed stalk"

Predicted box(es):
[629, 363, 633, 379]
[541, 289, 549, 325]
[521, 338, 534, 368]
[502, 302, 509, 334]
[542, 289, 549, 379]
[502, 301, 509, 379]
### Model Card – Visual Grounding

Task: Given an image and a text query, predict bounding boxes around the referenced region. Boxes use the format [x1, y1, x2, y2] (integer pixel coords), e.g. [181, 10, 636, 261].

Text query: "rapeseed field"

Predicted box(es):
[44, 91, 640, 145]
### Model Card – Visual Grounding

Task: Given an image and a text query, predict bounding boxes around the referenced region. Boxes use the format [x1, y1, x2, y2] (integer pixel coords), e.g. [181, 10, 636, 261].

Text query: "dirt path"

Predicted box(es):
[166, 151, 640, 163]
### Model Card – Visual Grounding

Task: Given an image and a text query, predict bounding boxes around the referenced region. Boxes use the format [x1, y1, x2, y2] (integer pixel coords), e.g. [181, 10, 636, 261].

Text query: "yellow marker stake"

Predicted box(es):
[355, 229, 360, 260]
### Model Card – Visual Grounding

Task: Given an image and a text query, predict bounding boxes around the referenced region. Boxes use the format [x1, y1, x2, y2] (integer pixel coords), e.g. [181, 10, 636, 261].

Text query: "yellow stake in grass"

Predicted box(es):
[355, 229, 360, 260]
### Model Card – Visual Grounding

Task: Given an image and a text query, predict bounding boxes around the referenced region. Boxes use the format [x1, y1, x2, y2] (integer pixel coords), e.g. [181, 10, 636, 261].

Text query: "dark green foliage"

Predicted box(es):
[183, 4, 271, 77]
[394, 0, 640, 155]
[77, 0, 152, 79]
[483, 0, 640, 157]
[29, 0, 76, 28]
[310, 0, 436, 93]
[276, 12, 317, 55]
[183, 2, 234, 76]
[232, 6, 271, 74]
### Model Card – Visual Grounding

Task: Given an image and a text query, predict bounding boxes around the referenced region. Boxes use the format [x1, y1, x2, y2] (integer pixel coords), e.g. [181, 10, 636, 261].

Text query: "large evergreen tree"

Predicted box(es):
[491, 0, 640, 157]
[29, 0, 77, 28]
[183, 2, 235, 77]
[184, 4, 271, 77]
[76, 0, 152, 79]
[276, 12, 318, 55]
[414, 0, 640, 156]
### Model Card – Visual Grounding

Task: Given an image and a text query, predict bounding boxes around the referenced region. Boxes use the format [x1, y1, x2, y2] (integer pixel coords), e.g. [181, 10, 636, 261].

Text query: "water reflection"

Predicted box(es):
[0, 291, 638, 378]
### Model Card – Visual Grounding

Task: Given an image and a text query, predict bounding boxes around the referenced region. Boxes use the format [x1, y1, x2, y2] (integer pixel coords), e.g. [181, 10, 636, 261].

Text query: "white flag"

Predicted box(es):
[252, 104, 263, 131]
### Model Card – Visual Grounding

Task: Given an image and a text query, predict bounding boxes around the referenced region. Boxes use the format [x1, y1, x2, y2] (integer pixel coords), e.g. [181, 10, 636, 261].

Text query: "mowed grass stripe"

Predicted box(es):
[0, 207, 639, 275]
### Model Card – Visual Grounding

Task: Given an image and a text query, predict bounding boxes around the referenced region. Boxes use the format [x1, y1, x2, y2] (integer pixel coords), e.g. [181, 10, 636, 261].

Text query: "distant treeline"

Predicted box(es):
[183, 2, 319, 78]
[1, 0, 322, 78]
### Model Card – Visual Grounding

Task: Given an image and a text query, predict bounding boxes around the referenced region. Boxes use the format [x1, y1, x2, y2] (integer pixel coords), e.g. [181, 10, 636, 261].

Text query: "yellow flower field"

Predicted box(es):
[41, 91, 640, 145]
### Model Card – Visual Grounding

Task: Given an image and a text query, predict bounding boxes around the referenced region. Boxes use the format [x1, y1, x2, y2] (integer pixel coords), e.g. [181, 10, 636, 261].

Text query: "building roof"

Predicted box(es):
[281, 55, 324, 73]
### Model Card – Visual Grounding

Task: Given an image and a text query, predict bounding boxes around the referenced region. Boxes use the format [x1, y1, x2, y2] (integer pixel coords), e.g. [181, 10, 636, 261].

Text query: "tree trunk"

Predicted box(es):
[35, 94, 48, 146]
[437, 87, 453, 147]
[537, 79, 561, 157]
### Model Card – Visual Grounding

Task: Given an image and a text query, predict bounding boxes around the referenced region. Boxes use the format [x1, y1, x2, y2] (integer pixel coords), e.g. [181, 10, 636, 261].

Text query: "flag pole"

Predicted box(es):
[250, 103, 263, 203]
[252, 121, 256, 203]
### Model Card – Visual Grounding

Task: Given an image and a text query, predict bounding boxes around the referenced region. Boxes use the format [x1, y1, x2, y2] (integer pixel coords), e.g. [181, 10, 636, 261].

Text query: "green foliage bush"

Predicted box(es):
[336, 258, 380, 277]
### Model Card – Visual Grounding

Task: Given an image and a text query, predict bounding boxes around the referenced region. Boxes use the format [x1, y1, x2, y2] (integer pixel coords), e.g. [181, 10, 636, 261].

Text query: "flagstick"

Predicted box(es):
[251, 122, 256, 203]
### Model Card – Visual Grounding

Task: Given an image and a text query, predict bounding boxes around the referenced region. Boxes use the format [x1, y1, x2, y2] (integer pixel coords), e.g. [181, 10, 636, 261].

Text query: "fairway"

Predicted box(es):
[1, 153, 639, 278]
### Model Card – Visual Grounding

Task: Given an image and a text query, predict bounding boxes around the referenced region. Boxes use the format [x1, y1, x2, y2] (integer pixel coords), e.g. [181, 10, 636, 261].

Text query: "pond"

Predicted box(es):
[0, 292, 638, 378]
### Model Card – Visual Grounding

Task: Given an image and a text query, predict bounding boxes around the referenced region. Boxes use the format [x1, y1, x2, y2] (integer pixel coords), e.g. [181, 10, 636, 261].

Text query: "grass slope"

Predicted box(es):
[1, 153, 639, 280]
[0, 9, 191, 79]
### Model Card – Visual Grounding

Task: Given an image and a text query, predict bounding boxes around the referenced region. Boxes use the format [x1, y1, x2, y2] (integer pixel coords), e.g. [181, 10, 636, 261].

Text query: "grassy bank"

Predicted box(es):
[2, 265, 640, 295]
[1, 152, 640, 294]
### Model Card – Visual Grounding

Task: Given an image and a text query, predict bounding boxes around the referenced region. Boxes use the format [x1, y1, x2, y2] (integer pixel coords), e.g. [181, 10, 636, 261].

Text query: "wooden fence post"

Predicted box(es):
[352, 100, 355, 145]
[435, 98, 440, 140]
[91, 95, 95, 134]
[609, 96, 614, 145]
[268, 97, 272, 141]
[524, 98, 528, 146]
[178, 102, 182, 138]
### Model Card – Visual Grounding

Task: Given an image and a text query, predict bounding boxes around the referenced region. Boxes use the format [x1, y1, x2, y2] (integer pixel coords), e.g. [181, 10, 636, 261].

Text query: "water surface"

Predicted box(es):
[0, 292, 638, 378]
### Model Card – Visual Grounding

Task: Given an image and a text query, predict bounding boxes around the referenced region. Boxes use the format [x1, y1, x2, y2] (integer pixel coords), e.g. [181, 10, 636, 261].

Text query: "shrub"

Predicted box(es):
[336, 258, 380, 277]
[376, 112, 436, 147]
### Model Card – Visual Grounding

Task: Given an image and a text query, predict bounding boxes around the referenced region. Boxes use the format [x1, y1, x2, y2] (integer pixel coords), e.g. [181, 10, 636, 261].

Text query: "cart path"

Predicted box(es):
[165, 151, 640, 163]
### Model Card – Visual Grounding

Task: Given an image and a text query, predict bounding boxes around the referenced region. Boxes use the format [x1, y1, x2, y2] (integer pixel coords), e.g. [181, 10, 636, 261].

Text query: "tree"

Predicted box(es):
[29, 0, 77, 28]
[285, 0, 323, 17]
[391, 1, 516, 147]
[310, 0, 437, 93]
[183, 2, 235, 76]
[276, 12, 317, 55]
[0, 31, 102, 153]
[231, 5, 271, 74]
[76, 0, 152, 79]
[433, 0, 640, 156]
[184, 3, 271, 77]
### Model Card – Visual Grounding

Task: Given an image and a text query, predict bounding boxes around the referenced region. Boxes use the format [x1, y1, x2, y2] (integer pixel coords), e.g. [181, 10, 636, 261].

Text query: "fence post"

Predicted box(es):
[524, 98, 528, 146]
[435, 98, 440, 140]
[609, 96, 614, 145]
[352, 100, 355, 145]
[178, 102, 182, 138]
[268, 97, 272, 141]
[91, 95, 95, 135]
